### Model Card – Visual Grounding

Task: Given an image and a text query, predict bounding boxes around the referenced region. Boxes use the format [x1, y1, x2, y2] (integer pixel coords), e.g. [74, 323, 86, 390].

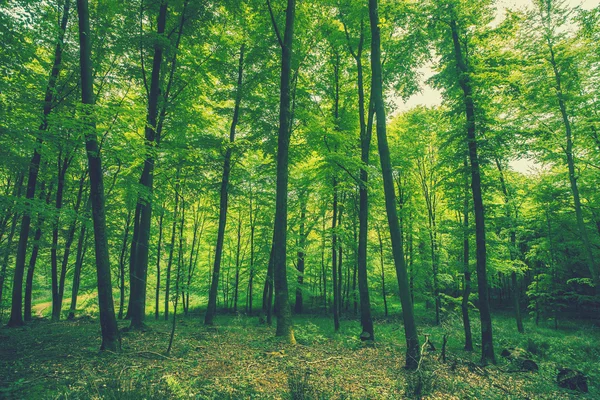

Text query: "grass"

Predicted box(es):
[1, 303, 599, 399]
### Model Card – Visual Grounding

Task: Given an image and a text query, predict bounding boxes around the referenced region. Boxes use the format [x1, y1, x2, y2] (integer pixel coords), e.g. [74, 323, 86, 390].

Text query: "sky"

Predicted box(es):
[391, 0, 600, 174]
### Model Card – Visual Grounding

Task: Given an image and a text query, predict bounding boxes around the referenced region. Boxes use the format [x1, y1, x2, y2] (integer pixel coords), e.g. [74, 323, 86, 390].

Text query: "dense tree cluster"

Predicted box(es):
[1, 0, 598, 368]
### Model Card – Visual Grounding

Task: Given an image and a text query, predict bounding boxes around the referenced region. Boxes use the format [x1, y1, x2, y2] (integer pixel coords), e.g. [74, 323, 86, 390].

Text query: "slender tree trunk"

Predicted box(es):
[233, 211, 242, 314]
[126, 204, 141, 319]
[348, 19, 374, 335]
[247, 188, 255, 315]
[369, 0, 419, 369]
[270, 0, 296, 343]
[24, 183, 53, 321]
[51, 154, 71, 321]
[76, 0, 120, 351]
[8, 0, 70, 327]
[295, 195, 307, 314]
[205, 44, 245, 325]
[462, 158, 473, 351]
[321, 209, 327, 310]
[377, 226, 389, 318]
[450, 18, 494, 364]
[67, 211, 88, 320]
[57, 172, 84, 319]
[118, 209, 133, 319]
[129, 0, 168, 330]
[331, 178, 340, 332]
[165, 172, 180, 320]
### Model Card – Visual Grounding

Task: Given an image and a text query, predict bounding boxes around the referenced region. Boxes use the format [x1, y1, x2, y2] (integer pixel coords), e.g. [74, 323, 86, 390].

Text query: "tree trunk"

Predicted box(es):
[165, 171, 180, 320]
[233, 211, 242, 314]
[24, 183, 53, 321]
[57, 172, 85, 319]
[67, 211, 88, 320]
[462, 158, 473, 351]
[129, 0, 168, 330]
[450, 18, 494, 364]
[76, 0, 120, 351]
[369, 0, 419, 369]
[377, 226, 389, 318]
[271, 0, 296, 343]
[7, 0, 70, 327]
[118, 209, 133, 319]
[295, 194, 307, 314]
[205, 44, 245, 325]
[331, 177, 340, 332]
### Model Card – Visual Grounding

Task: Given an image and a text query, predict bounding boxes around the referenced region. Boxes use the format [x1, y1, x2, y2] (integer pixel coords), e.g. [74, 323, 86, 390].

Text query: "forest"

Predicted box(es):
[0, 0, 599, 398]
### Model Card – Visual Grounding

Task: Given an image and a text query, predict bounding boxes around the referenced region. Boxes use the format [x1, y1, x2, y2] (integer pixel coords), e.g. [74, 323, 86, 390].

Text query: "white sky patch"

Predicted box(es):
[391, 0, 599, 175]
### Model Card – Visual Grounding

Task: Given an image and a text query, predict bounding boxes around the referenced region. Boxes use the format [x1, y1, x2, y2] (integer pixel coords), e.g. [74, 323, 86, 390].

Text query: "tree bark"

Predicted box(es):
[205, 43, 245, 325]
[331, 177, 340, 332]
[76, 0, 120, 351]
[450, 18, 495, 364]
[67, 207, 89, 320]
[118, 209, 133, 319]
[462, 158, 473, 351]
[369, 0, 419, 369]
[129, 0, 168, 330]
[270, 0, 296, 343]
[165, 171, 180, 320]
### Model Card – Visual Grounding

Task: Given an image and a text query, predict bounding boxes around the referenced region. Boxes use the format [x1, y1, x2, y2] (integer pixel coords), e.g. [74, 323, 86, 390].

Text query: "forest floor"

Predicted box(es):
[1, 307, 599, 399]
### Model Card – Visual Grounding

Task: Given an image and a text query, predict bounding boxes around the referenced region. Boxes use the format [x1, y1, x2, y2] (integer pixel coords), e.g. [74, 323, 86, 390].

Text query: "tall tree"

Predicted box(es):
[129, 0, 169, 330]
[368, 0, 419, 370]
[449, 13, 495, 364]
[75, 0, 120, 351]
[205, 43, 245, 325]
[268, 0, 296, 343]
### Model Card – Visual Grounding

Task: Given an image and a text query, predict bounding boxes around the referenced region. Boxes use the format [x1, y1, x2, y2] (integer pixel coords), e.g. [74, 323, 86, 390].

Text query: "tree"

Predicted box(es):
[268, 0, 296, 343]
[369, 0, 419, 370]
[75, 0, 120, 351]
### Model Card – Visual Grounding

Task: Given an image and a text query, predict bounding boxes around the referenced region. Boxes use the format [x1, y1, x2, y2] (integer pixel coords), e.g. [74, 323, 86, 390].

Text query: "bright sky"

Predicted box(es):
[392, 0, 600, 174]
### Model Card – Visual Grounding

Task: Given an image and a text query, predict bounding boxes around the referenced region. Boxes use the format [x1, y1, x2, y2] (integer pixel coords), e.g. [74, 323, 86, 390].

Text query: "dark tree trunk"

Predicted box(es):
[347, 18, 375, 336]
[331, 177, 340, 332]
[7, 0, 70, 327]
[51, 154, 70, 321]
[67, 211, 88, 320]
[24, 183, 53, 321]
[205, 44, 245, 325]
[76, 0, 120, 351]
[129, 0, 168, 330]
[118, 209, 133, 319]
[247, 187, 255, 315]
[450, 18, 495, 364]
[377, 226, 388, 318]
[154, 208, 164, 319]
[462, 158, 473, 351]
[57, 172, 85, 319]
[271, 0, 296, 343]
[233, 211, 242, 314]
[165, 171, 180, 320]
[369, 0, 419, 369]
[125, 203, 141, 319]
[295, 195, 307, 314]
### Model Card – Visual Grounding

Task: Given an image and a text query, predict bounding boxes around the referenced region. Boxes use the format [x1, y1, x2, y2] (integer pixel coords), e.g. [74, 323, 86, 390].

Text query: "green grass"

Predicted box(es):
[1, 303, 599, 399]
